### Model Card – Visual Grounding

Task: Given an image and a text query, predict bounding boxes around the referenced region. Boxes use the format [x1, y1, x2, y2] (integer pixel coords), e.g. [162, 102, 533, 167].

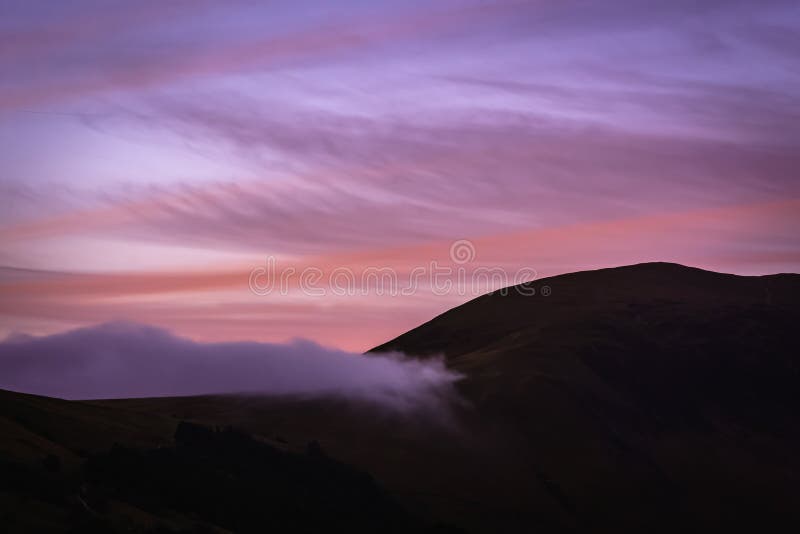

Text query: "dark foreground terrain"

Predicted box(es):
[2, 263, 799, 532]
[0, 388, 451, 533]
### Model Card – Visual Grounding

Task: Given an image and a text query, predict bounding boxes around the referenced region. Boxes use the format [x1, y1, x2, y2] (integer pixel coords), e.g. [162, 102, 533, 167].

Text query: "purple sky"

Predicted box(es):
[1, 0, 799, 350]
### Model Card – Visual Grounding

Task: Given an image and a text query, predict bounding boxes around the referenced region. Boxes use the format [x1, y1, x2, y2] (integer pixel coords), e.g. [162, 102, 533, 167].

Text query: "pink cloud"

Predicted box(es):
[2, 199, 797, 350]
[2, 0, 798, 351]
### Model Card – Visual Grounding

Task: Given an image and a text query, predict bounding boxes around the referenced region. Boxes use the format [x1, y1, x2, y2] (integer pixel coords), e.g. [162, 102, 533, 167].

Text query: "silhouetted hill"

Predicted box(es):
[370, 262, 800, 531]
[3, 263, 799, 533]
[102, 263, 800, 532]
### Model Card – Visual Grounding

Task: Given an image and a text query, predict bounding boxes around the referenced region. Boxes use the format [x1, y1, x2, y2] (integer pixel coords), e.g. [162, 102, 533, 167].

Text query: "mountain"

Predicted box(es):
[370, 262, 800, 531]
[2, 262, 799, 533]
[372, 262, 800, 426]
[99, 263, 800, 532]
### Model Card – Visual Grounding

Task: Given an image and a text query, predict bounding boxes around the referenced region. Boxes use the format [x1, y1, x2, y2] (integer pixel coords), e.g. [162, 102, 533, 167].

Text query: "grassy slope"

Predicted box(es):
[0, 388, 174, 464]
[369, 262, 800, 530]
[0, 390, 428, 533]
[94, 394, 556, 532]
[0, 389, 187, 533]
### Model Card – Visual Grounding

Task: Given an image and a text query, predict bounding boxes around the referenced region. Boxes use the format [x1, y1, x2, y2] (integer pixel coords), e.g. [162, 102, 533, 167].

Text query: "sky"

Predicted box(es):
[1, 0, 799, 351]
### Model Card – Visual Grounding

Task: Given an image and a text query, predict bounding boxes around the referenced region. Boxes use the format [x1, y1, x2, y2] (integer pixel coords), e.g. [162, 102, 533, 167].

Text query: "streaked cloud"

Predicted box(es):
[1, 0, 798, 348]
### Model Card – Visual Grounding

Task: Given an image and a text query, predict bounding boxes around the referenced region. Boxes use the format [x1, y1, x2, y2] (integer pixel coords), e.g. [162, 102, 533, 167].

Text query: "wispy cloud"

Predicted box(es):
[2, 199, 797, 350]
[4, 104, 798, 256]
[1, 0, 798, 348]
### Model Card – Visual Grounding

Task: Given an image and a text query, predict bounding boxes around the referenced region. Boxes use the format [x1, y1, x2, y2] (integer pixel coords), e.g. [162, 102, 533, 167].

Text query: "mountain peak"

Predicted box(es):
[371, 262, 799, 357]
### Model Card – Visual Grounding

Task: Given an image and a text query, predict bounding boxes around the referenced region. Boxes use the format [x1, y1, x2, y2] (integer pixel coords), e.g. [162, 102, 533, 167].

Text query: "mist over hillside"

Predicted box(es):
[0, 322, 460, 414]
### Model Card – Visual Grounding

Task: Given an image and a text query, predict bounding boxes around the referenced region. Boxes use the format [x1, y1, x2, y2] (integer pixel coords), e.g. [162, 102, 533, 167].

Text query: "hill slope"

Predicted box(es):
[0, 389, 438, 533]
[3, 263, 798, 533]
[371, 262, 800, 425]
[370, 262, 800, 531]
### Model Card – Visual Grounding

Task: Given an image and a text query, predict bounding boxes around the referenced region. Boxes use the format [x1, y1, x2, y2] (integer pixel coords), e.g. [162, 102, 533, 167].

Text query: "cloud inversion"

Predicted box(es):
[0, 322, 461, 413]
